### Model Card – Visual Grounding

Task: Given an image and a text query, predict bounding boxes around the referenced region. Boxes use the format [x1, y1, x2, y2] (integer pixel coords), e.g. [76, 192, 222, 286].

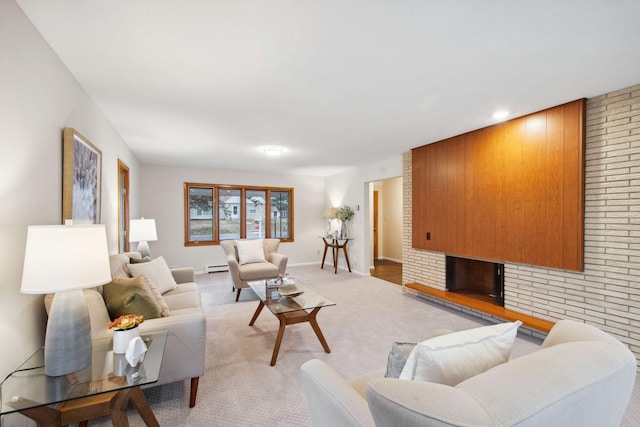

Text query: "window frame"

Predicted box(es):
[184, 182, 294, 246]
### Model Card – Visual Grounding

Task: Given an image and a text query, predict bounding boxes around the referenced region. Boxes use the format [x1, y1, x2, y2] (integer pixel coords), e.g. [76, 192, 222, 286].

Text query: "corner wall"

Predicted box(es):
[403, 83, 640, 361]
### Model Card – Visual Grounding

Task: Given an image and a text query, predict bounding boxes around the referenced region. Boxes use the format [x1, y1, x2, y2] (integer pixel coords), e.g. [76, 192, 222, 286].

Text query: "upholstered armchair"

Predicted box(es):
[221, 238, 288, 301]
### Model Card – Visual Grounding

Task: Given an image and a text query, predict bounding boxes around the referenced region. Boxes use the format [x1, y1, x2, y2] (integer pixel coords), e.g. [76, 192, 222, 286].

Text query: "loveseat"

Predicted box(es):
[46, 252, 206, 407]
[301, 320, 637, 427]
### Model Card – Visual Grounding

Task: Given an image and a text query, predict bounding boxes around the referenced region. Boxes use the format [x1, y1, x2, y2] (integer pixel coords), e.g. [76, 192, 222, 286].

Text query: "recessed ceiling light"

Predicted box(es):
[493, 110, 509, 121]
[262, 146, 284, 156]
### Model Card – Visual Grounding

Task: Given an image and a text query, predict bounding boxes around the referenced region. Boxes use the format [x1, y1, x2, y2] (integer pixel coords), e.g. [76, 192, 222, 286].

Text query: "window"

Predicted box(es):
[184, 183, 293, 245]
[184, 185, 214, 244]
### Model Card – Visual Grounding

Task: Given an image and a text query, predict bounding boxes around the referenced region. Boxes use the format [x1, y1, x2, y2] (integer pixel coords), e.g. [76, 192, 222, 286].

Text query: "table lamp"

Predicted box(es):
[129, 218, 157, 258]
[21, 224, 111, 376]
[324, 208, 338, 236]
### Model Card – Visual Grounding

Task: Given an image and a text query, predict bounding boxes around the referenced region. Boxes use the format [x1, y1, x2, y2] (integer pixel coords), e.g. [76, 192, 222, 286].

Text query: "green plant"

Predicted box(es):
[337, 206, 355, 222]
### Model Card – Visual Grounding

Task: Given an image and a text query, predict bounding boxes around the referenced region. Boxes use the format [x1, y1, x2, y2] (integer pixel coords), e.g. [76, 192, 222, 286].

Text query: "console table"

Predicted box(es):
[321, 237, 352, 274]
[1, 331, 167, 427]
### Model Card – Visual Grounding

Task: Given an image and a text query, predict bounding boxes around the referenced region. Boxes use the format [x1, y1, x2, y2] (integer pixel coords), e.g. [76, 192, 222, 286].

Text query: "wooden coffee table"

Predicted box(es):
[248, 280, 336, 366]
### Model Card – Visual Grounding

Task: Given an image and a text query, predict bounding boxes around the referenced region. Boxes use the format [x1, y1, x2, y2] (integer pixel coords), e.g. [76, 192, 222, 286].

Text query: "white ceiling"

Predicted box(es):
[16, 0, 640, 176]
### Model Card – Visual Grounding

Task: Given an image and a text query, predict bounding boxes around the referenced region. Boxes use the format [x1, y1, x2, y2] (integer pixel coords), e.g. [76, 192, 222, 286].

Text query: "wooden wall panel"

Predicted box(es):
[412, 99, 585, 271]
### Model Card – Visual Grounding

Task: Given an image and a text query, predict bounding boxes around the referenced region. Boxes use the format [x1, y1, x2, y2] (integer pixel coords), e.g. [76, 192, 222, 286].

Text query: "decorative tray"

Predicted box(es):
[278, 284, 304, 298]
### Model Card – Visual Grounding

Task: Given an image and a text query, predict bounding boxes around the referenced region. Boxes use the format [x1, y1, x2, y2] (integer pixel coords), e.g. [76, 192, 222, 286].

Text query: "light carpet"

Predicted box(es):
[62, 265, 640, 426]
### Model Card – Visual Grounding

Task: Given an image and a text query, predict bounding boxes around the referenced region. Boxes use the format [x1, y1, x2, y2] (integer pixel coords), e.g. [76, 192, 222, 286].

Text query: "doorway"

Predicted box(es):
[370, 177, 403, 285]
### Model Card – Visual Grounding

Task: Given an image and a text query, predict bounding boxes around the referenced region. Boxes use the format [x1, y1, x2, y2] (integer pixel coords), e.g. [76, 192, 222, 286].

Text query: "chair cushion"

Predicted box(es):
[127, 256, 178, 294]
[236, 239, 266, 265]
[238, 262, 280, 281]
[399, 321, 521, 386]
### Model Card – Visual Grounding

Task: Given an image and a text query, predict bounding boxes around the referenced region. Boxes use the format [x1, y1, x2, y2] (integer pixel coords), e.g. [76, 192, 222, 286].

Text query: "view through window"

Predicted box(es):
[184, 183, 293, 245]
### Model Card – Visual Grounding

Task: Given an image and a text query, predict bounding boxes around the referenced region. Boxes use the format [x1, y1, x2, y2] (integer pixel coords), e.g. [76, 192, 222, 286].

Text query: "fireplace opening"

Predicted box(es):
[446, 256, 504, 306]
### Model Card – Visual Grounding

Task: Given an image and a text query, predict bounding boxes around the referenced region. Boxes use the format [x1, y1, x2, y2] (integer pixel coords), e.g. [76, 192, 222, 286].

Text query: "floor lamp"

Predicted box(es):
[129, 218, 157, 258]
[21, 224, 111, 376]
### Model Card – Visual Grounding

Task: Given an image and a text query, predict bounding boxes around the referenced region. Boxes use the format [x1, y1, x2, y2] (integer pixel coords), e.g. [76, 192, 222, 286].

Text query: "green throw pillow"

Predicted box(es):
[130, 256, 151, 264]
[103, 281, 161, 321]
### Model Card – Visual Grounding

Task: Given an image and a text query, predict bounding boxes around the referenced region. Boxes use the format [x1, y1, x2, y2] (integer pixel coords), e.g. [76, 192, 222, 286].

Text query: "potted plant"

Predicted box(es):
[109, 314, 145, 353]
[337, 206, 355, 238]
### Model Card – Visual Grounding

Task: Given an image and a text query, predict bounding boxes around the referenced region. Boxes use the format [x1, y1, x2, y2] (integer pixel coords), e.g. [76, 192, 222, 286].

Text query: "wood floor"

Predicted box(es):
[370, 260, 402, 285]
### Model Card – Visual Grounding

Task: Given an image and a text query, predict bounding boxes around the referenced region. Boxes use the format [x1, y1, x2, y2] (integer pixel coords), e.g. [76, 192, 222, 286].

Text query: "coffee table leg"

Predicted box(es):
[249, 300, 265, 326]
[308, 308, 331, 353]
[271, 314, 287, 366]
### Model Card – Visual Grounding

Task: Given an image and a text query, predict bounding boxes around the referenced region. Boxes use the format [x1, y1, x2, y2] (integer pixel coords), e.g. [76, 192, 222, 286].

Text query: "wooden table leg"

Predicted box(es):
[7, 397, 61, 427]
[342, 243, 352, 272]
[270, 314, 288, 366]
[332, 245, 338, 273]
[128, 387, 160, 427]
[308, 307, 331, 353]
[249, 300, 265, 326]
[321, 241, 329, 269]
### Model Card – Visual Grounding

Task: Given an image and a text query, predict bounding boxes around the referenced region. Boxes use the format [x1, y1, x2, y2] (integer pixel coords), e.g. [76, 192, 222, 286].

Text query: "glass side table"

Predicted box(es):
[1, 330, 167, 427]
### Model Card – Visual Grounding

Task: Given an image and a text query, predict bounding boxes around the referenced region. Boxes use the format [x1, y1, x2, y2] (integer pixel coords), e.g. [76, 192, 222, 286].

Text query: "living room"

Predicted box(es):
[2, 1, 640, 425]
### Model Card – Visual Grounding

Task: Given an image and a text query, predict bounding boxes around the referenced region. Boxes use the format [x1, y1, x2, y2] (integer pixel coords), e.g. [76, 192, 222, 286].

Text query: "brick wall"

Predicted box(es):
[403, 83, 640, 360]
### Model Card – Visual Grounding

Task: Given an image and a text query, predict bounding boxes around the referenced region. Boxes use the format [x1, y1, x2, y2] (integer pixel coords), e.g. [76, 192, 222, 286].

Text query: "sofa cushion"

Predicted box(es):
[103, 276, 162, 321]
[236, 239, 266, 265]
[127, 256, 177, 294]
[162, 283, 203, 311]
[399, 321, 521, 386]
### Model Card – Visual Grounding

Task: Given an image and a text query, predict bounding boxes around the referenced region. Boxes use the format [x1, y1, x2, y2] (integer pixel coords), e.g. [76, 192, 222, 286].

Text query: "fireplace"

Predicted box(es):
[446, 256, 504, 306]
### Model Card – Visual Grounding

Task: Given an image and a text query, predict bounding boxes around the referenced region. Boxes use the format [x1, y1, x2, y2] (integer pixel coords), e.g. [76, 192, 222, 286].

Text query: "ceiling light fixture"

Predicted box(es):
[263, 146, 284, 156]
[492, 110, 509, 121]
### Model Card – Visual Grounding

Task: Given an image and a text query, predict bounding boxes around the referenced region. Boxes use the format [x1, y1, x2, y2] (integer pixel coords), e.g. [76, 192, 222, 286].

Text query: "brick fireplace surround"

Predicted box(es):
[403, 83, 640, 364]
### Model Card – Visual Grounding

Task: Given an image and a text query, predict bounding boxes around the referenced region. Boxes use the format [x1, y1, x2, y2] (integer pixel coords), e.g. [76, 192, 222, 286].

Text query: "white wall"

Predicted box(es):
[139, 164, 326, 272]
[325, 156, 403, 274]
[0, 1, 140, 379]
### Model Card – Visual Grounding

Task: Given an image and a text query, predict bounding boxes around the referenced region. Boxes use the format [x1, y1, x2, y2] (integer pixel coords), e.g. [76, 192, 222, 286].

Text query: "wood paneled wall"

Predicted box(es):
[412, 99, 585, 271]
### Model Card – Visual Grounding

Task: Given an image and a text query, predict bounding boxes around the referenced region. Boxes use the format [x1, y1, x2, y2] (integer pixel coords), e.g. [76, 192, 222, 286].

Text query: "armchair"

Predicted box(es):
[221, 238, 288, 301]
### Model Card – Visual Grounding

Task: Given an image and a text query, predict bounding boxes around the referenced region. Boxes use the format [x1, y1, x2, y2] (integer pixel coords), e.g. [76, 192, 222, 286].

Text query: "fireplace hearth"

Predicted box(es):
[446, 256, 504, 306]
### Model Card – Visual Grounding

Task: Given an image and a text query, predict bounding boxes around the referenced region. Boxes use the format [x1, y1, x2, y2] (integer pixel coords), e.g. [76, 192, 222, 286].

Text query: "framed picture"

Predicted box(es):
[62, 128, 102, 224]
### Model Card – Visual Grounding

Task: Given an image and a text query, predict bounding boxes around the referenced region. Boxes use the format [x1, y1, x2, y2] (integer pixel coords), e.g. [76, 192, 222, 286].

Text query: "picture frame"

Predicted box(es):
[62, 128, 102, 224]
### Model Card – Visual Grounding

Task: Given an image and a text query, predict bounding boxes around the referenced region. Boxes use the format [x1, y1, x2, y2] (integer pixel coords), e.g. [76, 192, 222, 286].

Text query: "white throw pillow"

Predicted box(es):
[127, 256, 177, 294]
[236, 239, 266, 265]
[399, 320, 522, 386]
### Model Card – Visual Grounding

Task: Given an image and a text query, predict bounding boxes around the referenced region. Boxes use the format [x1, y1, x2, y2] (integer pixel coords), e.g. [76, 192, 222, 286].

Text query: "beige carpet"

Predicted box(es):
[30, 265, 640, 426]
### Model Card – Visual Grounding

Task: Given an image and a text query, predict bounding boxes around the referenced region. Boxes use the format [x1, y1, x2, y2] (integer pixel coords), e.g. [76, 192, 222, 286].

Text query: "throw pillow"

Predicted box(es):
[385, 342, 417, 378]
[127, 256, 177, 294]
[236, 239, 266, 265]
[399, 320, 522, 386]
[103, 277, 162, 321]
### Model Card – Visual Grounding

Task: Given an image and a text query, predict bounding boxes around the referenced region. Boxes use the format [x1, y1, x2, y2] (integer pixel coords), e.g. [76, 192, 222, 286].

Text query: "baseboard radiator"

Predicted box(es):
[205, 264, 228, 273]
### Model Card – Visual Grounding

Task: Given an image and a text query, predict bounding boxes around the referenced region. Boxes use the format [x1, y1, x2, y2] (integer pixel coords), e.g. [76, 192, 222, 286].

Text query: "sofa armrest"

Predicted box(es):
[171, 267, 195, 284]
[300, 359, 376, 427]
[225, 254, 244, 289]
[269, 252, 288, 275]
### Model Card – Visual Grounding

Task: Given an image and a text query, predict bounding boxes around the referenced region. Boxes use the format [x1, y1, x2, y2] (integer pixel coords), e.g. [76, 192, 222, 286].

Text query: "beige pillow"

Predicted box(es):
[236, 239, 266, 265]
[103, 276, 162, 321]
[127, 256, 177, 294]
[399, 321, 522, 386]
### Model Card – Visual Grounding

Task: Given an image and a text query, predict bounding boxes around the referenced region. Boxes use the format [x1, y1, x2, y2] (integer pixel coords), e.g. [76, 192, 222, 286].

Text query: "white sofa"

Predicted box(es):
[301, 320, 637, 427]
[46, 252, 206, 407]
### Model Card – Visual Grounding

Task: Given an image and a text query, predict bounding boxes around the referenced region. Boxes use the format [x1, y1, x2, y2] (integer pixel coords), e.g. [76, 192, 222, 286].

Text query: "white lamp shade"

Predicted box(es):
[324, 208, 338, 219]
[21, 224, 111, 294]
[129, 218, 158, 242]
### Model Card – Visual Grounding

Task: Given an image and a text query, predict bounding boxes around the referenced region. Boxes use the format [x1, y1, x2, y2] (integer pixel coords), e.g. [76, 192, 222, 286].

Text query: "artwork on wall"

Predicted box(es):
[62, 128, 102, 224]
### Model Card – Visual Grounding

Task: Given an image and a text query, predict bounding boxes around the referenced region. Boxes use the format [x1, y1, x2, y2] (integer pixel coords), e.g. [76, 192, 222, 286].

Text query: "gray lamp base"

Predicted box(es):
[44, 290, 92, 376]
[136, 241, 151, 258]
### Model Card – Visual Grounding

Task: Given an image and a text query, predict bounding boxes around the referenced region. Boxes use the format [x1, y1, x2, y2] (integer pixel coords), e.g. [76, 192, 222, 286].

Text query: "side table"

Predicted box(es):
[320, 237, 352, 274]
[1, 331, 167, 427]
